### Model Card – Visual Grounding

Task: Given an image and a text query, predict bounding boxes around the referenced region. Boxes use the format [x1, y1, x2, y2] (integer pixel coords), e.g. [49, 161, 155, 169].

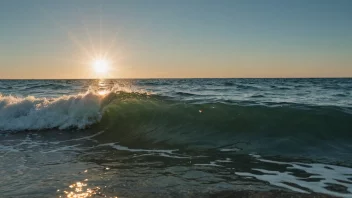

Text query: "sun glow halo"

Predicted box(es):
[92, 59, 110, 75]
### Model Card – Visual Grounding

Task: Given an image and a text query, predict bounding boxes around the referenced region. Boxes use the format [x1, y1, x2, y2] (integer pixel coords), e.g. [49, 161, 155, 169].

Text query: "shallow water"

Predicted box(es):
[0, 78, 352, 197]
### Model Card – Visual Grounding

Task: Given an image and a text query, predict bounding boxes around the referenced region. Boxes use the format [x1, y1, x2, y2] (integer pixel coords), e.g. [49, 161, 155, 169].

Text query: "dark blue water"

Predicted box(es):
[0, 79, 351, 197]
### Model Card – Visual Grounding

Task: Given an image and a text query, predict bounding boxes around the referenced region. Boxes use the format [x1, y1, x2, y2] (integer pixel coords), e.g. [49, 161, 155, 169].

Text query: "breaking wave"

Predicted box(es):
[0, 92, 102, 131]
[1, 91, 352, 149]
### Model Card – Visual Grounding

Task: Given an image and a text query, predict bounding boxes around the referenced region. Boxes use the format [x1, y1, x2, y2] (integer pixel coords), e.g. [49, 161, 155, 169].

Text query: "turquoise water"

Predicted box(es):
[0, 79, 351, 197]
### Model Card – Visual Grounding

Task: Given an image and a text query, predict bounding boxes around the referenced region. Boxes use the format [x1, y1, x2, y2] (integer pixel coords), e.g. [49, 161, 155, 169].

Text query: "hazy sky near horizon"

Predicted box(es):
[0, 0, 352, 79]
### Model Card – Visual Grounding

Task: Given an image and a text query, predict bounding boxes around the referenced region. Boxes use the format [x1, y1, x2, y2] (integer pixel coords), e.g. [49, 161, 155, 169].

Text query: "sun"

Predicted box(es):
[92, 59, 110, 75]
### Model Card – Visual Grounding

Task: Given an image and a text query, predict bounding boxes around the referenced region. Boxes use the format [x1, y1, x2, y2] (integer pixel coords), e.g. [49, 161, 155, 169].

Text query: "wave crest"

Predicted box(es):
[1, 90, 352, 150]
[0, 92, 102, 131]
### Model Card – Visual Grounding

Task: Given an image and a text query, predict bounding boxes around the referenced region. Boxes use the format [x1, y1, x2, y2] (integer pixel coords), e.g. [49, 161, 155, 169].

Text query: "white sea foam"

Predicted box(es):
[220, 148, 240, 152]
[215, 158, 232, 163]
[194, 161, 223, 167]
[235, 155, 352, 197]
[102, 143, 177, 154]
[0, 92, 102, 131]
[98, 143, 199, 159]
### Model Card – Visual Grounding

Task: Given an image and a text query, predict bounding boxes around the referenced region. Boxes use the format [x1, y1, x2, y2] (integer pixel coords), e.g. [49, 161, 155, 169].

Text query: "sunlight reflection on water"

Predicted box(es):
[56, 167, 119, 198]
[58, 181, 101, 198]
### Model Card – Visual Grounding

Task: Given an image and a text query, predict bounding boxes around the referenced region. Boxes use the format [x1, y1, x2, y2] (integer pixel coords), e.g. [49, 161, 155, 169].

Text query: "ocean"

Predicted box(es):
[0, 78, 351, 197]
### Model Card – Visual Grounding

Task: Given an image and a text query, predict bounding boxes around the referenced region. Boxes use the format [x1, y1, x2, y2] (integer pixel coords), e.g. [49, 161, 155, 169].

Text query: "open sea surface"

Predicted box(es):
[0, 78, 352, 197]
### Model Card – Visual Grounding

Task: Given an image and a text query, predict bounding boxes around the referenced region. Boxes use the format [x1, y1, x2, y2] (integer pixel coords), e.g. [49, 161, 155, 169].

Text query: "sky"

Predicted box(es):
[0, 0, 351, 79]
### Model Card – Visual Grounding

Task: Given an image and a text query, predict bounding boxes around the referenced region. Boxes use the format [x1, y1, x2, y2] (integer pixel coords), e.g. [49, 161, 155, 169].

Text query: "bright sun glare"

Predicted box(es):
[92, 59, 110, 75]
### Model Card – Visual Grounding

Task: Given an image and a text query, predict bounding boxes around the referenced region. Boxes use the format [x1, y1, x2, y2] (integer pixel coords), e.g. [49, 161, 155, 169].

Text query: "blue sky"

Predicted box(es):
[0, 0, 351, 78]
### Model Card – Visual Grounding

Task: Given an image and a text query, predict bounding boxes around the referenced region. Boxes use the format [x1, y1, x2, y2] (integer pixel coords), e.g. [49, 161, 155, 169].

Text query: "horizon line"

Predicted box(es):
[0, 77, 351, 80]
